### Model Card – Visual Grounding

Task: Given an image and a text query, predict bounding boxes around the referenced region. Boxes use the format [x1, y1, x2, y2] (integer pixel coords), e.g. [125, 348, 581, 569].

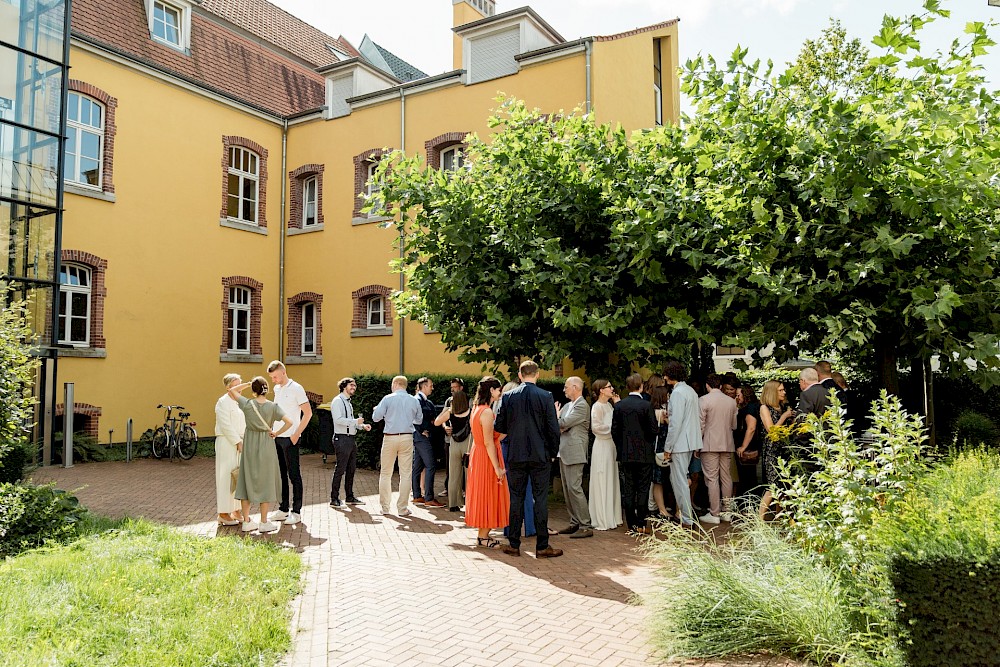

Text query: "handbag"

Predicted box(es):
[452, 414, 471, 442]
[230, 463, 240, 493]
[461, 452, 470, 468]
[654, 433, 670, 468]
[738, 448, 760, 463]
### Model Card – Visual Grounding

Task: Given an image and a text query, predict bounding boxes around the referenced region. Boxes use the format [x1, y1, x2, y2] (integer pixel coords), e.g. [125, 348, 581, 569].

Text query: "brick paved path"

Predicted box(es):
[35, 455, 800, 667]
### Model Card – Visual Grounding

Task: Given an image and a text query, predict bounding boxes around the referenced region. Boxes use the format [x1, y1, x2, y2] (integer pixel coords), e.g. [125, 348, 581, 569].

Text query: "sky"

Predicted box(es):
[270, 0, 1000, 102]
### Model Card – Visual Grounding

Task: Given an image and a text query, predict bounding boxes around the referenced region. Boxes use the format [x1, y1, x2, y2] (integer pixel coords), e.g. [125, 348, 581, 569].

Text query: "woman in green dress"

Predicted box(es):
[228, 376, 293, 533]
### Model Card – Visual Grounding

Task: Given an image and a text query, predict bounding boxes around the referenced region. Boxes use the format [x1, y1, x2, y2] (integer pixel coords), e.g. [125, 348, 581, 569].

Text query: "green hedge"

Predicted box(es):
[877, 450, 1000, 665]
[0, 483, 87, 558]
[0, 440, 32, 485]
[320, 373, 567, 469]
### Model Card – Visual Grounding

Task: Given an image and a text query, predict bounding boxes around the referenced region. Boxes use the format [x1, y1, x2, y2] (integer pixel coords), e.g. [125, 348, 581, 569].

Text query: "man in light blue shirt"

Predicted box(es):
[372, 375, 423, 516]
[662, 361, 703, 527]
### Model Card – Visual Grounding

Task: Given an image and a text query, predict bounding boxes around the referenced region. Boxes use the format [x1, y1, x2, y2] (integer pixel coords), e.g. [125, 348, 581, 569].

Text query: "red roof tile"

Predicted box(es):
[71, 0, 327, 117]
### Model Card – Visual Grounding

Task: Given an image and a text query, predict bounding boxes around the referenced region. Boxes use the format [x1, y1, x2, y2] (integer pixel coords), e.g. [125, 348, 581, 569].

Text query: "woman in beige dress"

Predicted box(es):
[214, 373, 246, 526]
[228, 376, 293, 533]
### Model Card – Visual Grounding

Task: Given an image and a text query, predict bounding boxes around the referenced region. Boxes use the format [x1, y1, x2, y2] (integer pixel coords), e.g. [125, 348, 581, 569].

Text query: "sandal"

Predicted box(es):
[476, 537, 499, 548]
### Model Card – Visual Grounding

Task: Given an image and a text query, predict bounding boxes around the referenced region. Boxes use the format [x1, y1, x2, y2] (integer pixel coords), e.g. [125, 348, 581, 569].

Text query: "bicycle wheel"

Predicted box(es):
[177, 424, 198, 460]
[151, 427, 168, 459]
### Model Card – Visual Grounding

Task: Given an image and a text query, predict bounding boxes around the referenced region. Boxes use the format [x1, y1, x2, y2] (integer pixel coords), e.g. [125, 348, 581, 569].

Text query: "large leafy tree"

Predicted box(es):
[671, 3, 1000, 392]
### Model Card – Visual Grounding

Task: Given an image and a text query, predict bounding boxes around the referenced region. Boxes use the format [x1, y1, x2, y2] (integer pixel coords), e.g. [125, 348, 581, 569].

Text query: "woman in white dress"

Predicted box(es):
[588, 379, 622, 530]
[214, 373, 246, 526]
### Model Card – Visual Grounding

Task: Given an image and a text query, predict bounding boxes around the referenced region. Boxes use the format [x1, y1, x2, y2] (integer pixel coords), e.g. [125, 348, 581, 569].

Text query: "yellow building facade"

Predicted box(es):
[56, 0, 679, 439]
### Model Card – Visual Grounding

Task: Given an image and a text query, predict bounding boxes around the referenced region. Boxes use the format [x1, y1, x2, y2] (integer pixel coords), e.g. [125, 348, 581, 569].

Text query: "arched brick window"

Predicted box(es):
[286, 291, 323, 361]
[351, 284, 393, 337]
[352, 148, 392, 220]
[66, 81, 118, 195]
[58, 250, 108, 356]
[221, 136, 269, 230]
[55, 402, 103, 438]
[221, 276, 263, 360]
[288, 163, 325, 231]
[424, 131, 470, 171]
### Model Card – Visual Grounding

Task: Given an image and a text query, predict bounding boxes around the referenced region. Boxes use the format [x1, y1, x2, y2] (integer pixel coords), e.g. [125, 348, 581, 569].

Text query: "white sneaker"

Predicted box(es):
[437, 490, 447, 497]
[398, 508, 412, 517]
[258, 521, 279, 533]
[283, 512, 301, 526]
[699, 513, 721, 525]
[241, 521, 258, 532]
[270, 510, 289, 521]
[719, 512, 734, 522]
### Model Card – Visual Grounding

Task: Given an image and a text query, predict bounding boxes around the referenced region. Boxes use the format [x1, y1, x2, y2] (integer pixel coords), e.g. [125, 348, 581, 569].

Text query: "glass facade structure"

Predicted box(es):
[1, 0, 72, 464]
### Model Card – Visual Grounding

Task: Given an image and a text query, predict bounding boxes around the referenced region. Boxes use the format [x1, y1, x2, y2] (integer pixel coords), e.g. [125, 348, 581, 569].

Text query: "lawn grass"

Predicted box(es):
[0, 518, 302, 667]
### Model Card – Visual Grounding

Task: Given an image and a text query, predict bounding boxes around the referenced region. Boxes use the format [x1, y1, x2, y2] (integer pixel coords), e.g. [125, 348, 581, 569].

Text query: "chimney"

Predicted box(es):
[453, 0, 496, 70]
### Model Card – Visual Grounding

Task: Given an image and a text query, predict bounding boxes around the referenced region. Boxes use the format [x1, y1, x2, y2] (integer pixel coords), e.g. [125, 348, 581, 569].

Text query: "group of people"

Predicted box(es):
[212, 356, 847, 545]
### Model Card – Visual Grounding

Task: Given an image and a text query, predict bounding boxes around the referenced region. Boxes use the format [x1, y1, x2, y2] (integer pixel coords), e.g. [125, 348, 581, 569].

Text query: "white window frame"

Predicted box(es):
[58, 264, 91, 347]
[301, 302, 316, 356]
[654, 84, 663, 127]
[440, 145, 465, 172]
[228, 286, 251, 353]
[146, 0, 191, 51]
[65, 93, 104, 189]
[302, 176, 318, 227]
[365, 161, 380, 199]
[367, 296, 385, 329]
[227, 146, 259, 225]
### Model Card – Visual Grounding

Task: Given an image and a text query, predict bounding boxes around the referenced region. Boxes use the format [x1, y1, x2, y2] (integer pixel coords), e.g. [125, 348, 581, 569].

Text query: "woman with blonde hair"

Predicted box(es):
[758, 380, 793, 518]
[228, 376, 294, 533]
[214, 373, 246, 526]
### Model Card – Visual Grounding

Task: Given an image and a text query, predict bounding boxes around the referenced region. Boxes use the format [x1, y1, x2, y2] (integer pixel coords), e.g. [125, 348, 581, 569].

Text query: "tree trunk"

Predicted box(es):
[874, 336, 900, 396]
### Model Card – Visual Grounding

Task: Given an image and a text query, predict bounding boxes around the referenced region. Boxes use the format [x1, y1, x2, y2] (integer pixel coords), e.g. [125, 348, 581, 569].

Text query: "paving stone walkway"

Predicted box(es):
[35, 455, 801, 667]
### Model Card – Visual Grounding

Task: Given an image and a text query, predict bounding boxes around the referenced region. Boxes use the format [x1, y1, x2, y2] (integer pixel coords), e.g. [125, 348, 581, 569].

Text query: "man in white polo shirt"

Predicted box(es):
[268, 360, 312, 526]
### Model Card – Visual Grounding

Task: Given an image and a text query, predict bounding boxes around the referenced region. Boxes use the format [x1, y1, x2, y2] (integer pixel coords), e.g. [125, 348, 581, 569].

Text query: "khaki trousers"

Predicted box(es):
[379, 434, 414, 513]
[701, 451, 733, 516]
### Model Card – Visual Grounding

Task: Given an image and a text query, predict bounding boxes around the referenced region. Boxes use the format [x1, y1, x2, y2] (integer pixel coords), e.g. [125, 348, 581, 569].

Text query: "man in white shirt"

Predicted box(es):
[268, 360, 312, 526]
[330, 377, 371, 508]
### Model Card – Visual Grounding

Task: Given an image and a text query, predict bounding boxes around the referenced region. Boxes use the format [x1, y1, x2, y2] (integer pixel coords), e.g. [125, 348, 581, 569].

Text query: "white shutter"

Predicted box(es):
[469, 27, 520, 84]
[327, 75, 354, 119]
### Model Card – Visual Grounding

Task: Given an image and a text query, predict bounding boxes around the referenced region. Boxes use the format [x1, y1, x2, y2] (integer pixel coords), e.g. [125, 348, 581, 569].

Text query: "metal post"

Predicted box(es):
[126, 418, 133, 463]
[63, 382, 74, 468]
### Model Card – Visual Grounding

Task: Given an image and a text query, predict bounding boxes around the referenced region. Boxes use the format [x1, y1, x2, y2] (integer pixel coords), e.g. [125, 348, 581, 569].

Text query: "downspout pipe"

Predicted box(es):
[585, 38, 593, 115]
[278, 117, 288, 361]
[398, 87, 406, 374]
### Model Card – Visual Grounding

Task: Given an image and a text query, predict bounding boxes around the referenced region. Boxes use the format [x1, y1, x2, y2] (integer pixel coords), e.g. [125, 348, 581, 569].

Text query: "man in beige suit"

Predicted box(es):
[556, 376, 593, 538]
[699, 374, 738, 524]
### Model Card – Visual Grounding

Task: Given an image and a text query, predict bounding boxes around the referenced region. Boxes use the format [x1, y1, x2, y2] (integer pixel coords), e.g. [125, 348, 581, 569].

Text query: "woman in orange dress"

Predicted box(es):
[465, 376, 510, 548]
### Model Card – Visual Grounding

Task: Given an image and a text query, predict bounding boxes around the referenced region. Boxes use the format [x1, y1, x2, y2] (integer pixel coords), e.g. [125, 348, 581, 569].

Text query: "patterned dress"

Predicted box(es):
[762, 405, 783, 486]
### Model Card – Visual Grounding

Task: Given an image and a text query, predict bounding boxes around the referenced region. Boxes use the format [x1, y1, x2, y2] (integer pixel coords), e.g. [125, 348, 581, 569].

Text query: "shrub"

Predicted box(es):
[0, 285, 40, 481]
[0, 483, 87, 558]
[952, 410, 999, 449]
[0, 440, 32, 484]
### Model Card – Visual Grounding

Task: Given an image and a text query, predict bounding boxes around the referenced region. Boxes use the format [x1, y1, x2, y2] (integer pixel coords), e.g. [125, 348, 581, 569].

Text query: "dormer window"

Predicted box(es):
[145, 0, 193, 52]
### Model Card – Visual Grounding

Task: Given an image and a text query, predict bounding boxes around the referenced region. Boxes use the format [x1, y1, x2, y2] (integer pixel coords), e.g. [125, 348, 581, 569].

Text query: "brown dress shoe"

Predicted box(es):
[502, 546, 521, 557]
[535, 547, 564, 558]
[557, 524, 579, 535]
[424, 499, 445, 508]
[569, 528, 594, 539]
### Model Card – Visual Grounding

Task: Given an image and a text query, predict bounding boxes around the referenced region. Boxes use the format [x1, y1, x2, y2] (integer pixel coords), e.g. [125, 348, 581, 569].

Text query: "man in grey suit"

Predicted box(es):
[556, 376, 593, 538]
[795, 367, 833, 471]
[662, 361, 703, 528]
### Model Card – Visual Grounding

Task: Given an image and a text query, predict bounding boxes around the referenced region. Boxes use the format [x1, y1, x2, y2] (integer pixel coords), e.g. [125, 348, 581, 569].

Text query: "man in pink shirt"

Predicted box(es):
[699, 374, 738, 524]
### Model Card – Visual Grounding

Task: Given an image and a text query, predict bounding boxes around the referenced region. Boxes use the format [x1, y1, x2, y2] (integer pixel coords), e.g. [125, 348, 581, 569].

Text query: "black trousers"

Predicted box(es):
[507, 460, 552, 551]
[331, 434, 357, 502]
[619, 462, 653, 531]
[275, 437, 302, 514]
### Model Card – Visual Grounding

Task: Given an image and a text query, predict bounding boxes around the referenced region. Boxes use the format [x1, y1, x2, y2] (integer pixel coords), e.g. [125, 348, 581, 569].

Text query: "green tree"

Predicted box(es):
[0, 284, 41, 471]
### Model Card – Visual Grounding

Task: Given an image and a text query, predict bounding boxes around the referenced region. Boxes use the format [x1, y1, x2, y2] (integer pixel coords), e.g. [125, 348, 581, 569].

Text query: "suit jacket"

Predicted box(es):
[611, 394, 657, 464]
[699, 388, 738, 453]
[414, 392, 437, 442]
[558, 397, 590, 465]
[797, 383, 832, 421]
[662, 381, 703, 454]
[494, 382, 560, 464]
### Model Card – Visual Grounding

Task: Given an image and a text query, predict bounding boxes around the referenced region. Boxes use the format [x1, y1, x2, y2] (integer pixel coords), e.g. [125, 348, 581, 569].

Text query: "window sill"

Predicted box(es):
[350, 327, 393, 338]
[287, 224, 324, 236]
[285, 355, 323, 364]
[58, 347, 107, 358]
[220, 218, 268, 235]
[65, 183, 116, 203]
[351, 215, 392, 226]
[220, 353, 264, 363]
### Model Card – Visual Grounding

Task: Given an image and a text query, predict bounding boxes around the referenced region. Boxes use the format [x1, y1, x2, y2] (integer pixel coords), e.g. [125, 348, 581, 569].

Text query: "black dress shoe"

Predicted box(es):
[569, 528, 594, 539]
[329, 499, 342, 508]
[346, 497, 363, 505]
[448, 506, 461, 512]
[557, 524, 579, 535]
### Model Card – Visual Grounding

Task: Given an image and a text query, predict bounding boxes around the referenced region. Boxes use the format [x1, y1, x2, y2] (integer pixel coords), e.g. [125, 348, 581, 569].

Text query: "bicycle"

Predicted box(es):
[151, 404, 199, 460]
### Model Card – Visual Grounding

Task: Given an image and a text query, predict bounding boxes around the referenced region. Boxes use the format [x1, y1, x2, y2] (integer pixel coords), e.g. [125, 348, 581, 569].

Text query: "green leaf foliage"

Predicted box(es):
[0, 284, 41, 473]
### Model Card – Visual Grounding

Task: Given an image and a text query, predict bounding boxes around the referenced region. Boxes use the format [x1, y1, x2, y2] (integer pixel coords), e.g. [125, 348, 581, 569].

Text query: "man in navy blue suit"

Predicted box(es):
[495, 360, 563, 558]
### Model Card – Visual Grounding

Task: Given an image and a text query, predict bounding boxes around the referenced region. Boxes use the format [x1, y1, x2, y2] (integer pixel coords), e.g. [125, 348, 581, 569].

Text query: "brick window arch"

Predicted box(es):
[352, 148, 392, 220]
[66, 81, 118, 195]
[286, 291, 323, 361]
[55, 402, 103, 438]
[288, 163, 325, 230]
[221, 136, 269, 229]
[350, 284, 394, 337]
[424, 131, 471, 170]
[221, 276, 263, 359]
[58, 250, 108, 354]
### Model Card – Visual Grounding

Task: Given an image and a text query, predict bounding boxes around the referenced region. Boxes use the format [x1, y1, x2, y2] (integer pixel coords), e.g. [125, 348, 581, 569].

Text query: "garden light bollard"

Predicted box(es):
[63, 382, 74, 469]
[126, 418, 133, 463]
